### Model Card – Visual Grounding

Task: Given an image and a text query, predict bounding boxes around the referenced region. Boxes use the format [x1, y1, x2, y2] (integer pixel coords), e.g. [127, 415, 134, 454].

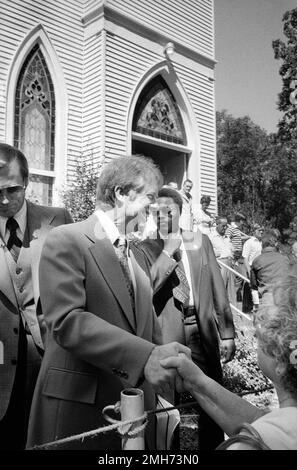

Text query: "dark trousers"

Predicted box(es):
[184, 316, 224, 450]
[0, 318, 42, 450]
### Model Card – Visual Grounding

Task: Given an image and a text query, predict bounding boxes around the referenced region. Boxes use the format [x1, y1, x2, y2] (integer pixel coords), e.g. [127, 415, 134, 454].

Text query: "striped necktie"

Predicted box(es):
[172, 250, 190, 307]
[114, 237, 135, 312]
[6, 217, 22, 262]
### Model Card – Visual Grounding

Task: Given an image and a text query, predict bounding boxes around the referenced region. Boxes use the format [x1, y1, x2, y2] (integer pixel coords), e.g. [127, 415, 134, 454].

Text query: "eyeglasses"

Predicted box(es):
[0, 185, 26, 198]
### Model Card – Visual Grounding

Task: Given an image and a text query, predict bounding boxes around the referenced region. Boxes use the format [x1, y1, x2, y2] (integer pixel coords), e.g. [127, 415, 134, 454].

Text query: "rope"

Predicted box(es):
[28, 412, 148, 450]
[28, 399, 199, 450]
[27, 386, 275, 451]
[230, 302, 253, 321]
[217, 259, 251, 284]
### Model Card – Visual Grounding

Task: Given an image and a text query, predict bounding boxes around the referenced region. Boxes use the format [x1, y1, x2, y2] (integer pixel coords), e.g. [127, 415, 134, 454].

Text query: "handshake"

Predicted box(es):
[143, 342, 198, 398]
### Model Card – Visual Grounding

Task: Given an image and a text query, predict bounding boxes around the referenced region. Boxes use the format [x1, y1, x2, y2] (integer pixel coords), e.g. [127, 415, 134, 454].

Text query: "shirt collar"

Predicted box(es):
[95, 209, 121, 245]
[0, 199, 27, 240]
[262, 246, 277, 253]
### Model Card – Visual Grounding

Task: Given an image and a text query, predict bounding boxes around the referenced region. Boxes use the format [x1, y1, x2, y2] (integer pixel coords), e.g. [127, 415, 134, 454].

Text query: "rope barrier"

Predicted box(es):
[230, 302, 253, 322]
[28, 400, 199, 450]
[28, 412, 148, 450]
[217, 259, 251, 284]
[28, 385, 275, 451]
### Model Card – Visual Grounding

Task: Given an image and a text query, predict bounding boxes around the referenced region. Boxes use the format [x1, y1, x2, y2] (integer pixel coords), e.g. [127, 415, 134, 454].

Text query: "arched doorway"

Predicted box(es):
[131, 75, 191, 189]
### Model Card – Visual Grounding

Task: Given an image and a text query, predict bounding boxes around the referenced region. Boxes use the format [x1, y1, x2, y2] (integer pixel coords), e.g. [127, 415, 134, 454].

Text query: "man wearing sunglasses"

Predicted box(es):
[0, 143, 73, 449]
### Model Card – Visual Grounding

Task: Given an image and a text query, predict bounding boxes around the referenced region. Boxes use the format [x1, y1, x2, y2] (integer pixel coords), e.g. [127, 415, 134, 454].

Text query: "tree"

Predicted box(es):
[272, 8, 297, 143]
[61, 157, 99, 222]
[216, 110, 269, 224]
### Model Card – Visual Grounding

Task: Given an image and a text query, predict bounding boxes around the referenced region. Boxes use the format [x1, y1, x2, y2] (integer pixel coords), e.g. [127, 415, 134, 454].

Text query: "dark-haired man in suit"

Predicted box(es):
[139, 187, 236, 450]
[0, 143, 73, 449]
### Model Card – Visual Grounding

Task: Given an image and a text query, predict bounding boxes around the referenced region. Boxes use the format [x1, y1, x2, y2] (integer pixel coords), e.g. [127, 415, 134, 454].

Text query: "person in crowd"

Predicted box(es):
[209, 216, 236, 305]
[241, 223, 264, 313]
[242, 223, 264, 275]
[161, 273, 297, 449]
[138, 187, 235, 450]
[179, 179, 194, 231]
[0, 143, 73, 450]
[194, 195, 213, 235]
[250, 229, 290, 309]
[26, 156, 190, 450]
[225, 212, 249, 255]
[225, 213, 250, 305]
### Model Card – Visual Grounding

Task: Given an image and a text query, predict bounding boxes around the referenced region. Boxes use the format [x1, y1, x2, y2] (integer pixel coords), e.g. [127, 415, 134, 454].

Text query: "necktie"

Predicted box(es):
[114, 237, 135, 312]
[172, 250, 190, 307]
[6, 217, 22, 262]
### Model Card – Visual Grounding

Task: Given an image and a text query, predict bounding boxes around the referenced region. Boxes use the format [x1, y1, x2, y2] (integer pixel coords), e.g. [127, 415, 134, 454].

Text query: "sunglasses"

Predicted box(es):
[0, 185, 26, 197]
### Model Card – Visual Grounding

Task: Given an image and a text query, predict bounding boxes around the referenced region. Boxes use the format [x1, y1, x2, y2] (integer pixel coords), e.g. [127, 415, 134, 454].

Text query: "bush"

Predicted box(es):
[62, 158, 100, 222]
[223, 316, 272, 394]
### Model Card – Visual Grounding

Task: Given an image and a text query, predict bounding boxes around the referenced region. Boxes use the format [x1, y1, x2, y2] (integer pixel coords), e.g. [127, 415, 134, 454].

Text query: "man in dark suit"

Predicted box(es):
[0, 143, 73, 449]
[26, 156, 190, 450]
[139, 187, 236, 450]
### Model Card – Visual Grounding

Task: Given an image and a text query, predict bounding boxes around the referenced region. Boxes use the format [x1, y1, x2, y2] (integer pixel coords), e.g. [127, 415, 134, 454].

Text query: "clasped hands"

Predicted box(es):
[144, 342, 196, 399]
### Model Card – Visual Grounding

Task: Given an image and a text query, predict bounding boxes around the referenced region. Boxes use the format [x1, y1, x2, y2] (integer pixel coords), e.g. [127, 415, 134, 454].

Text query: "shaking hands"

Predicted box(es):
[144, 342, 191, 399]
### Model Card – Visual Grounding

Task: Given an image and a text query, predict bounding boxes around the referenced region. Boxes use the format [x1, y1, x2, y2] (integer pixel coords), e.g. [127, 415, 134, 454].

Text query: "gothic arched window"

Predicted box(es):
[132, 75, 187, 145]
[14, 44, 55, 205]
[132, 75, 189, 188]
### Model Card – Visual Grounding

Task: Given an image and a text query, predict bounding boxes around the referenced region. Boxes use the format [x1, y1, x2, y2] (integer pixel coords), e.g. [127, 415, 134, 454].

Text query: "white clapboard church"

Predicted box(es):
[0, 0, 217, 209]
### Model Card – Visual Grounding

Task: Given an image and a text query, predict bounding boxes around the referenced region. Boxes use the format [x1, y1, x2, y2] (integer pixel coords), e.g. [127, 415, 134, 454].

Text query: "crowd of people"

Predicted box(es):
[0, 143, 296, 451]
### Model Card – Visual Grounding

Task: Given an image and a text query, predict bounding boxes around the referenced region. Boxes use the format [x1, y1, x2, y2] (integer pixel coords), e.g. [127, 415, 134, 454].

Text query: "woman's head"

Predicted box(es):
[200, 195, 211, 211]
[255, 274, 297, 398]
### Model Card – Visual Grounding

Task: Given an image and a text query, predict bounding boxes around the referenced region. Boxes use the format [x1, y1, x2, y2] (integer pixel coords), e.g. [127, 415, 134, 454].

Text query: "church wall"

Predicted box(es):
[0, 0, 85, 183]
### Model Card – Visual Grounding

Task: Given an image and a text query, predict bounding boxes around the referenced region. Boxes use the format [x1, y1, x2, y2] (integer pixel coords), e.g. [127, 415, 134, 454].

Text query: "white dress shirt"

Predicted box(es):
[95, 209, 136, 292]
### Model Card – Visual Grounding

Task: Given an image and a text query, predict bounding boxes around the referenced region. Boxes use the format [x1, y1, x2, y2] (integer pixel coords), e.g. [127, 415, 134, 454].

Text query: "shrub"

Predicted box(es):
[61, 157, 100, 222]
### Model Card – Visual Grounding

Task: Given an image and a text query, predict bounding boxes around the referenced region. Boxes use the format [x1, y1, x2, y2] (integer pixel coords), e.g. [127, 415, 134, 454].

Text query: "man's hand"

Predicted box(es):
[144, 342, 191, 399]
[220, 338, 236, 364]
[163, 233, 182, 257]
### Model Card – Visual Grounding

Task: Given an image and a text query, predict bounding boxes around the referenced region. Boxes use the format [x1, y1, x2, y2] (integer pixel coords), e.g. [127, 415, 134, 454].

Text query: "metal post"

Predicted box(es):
[120, 388, 145, 450]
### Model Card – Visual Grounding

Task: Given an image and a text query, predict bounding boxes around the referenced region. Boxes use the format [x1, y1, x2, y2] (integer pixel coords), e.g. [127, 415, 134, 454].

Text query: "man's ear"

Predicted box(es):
[24, 177, 29, 189]
[114, 186, 125, 203]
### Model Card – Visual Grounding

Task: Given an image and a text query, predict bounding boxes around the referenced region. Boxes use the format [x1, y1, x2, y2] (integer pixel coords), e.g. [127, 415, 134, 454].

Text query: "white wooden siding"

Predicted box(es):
[107, 0, 214, 58]
[174, 62, 217, 209]
[83, 32, 103, 168]
[0, 0, 84, 181]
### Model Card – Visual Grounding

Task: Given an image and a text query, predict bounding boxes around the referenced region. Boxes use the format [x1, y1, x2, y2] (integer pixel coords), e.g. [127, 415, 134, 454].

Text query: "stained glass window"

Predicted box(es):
[14, 44, 55, 205]
[132, 76, 186, 145]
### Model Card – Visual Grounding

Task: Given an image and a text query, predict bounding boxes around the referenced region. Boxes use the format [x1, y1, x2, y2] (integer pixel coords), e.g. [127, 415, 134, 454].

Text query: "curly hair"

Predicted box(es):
[255, 272, 297, 397]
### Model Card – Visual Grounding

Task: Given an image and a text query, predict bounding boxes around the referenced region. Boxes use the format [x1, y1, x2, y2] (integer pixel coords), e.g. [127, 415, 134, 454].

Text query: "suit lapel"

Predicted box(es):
[86, 217, 136, 333]
[20, 201, 56, 304]
[129, 243, 152, 337]
[0, 237, 18, 310]
[182, 230, 203, 309]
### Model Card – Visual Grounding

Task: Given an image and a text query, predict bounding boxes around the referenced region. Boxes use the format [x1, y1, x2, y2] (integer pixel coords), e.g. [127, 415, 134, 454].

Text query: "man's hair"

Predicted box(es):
[234, 212, 246, 223]
[200, 195, 211, 205]
[261, 229, 278, 249]
[184, 179, 193, 186]
[96, 155, 163, 208]
[158, 186, 183, 213]
[216, 215, 228, 224]
[0, 143, 29, 180]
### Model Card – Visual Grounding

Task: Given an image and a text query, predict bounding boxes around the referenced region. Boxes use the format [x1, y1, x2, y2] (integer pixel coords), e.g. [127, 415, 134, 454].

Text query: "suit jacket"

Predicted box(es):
[26, 215, 162, 450]
[0, 200, 72, 421]
[140, 230, 235, 383]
